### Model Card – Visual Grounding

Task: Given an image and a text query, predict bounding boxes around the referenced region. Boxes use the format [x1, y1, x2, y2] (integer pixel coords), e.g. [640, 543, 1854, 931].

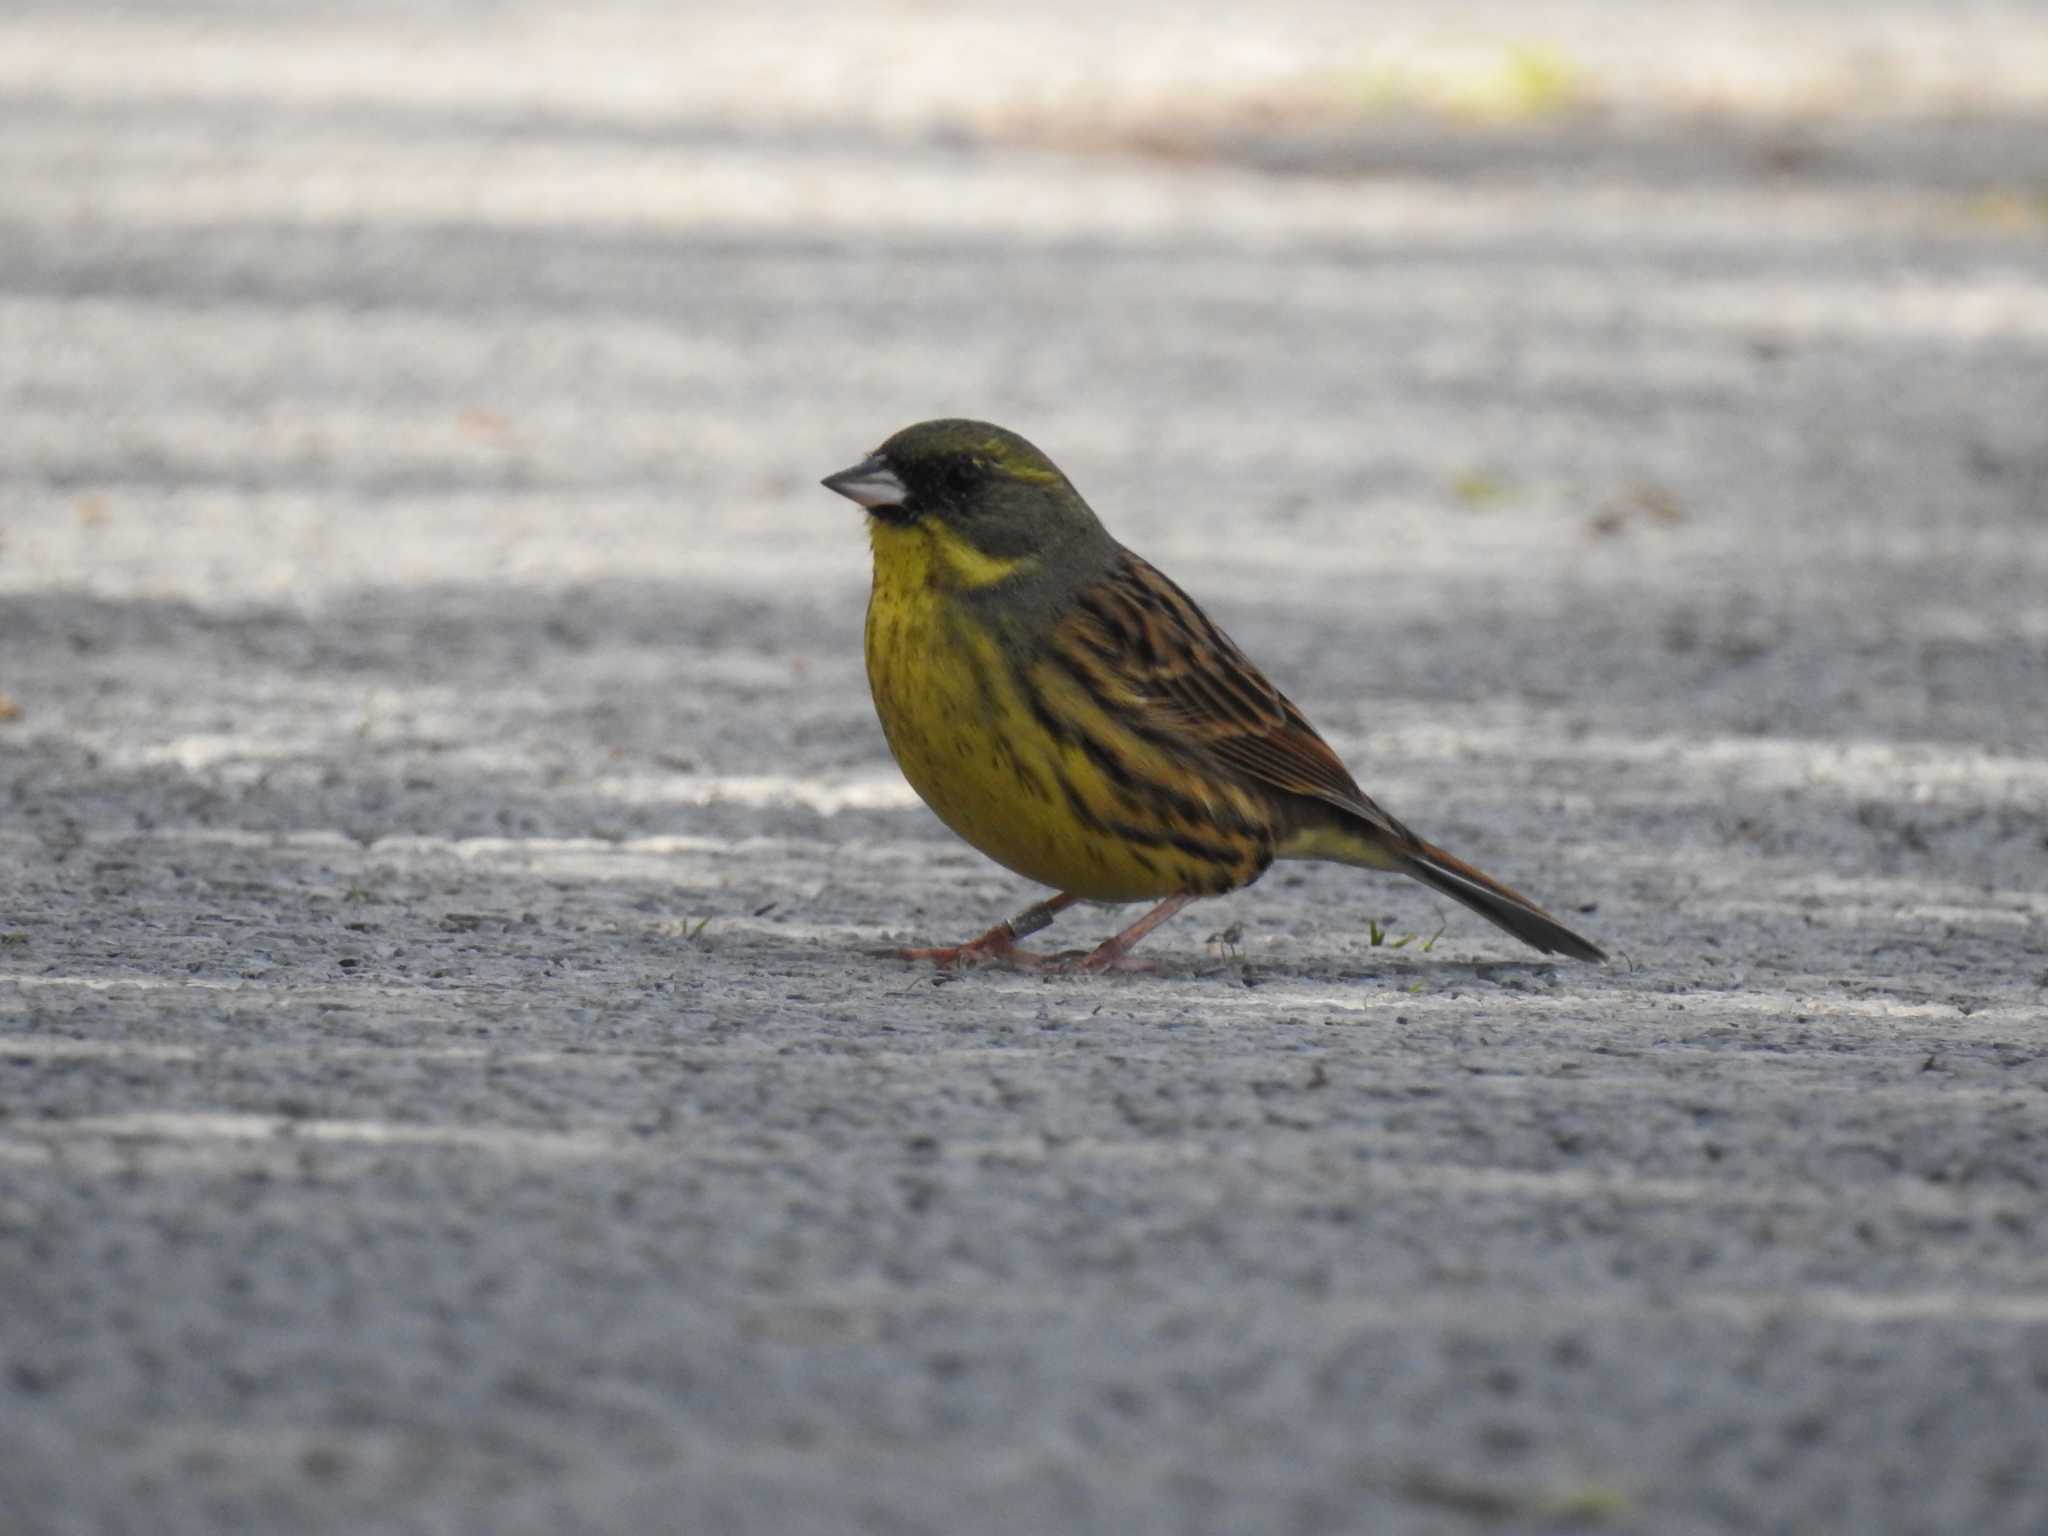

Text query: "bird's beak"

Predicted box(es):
[821, 453, 907, 510]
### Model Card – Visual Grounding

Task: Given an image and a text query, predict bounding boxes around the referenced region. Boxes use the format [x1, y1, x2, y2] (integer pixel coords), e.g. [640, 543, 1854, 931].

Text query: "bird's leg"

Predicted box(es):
[891, 892, 1078, 969]
[1075, 894, 1197, 972]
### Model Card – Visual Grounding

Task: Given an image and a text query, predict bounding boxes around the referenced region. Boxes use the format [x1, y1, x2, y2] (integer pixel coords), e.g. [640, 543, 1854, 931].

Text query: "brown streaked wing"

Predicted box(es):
[1058, 551, 1414, 840]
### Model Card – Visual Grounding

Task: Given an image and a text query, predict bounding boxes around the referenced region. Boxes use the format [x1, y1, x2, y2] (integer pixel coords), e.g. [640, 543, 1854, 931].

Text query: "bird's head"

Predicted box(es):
[821, 419, 1106, 575]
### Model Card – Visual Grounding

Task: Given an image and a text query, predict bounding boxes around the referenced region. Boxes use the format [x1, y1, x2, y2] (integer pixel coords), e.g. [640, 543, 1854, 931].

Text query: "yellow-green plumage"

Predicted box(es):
[865, 512, 1269, 902]
[825, 418, 1605, 969]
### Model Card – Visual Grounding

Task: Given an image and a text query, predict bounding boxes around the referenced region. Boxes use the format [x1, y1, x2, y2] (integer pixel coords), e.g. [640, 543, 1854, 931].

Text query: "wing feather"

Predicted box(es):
[1058, 552, 1411, 840]
[1047, 551, 1605, 961]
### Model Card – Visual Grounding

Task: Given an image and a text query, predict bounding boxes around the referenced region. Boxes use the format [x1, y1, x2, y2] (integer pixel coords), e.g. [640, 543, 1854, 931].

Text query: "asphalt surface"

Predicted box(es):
[4, 4, 2048, 1534]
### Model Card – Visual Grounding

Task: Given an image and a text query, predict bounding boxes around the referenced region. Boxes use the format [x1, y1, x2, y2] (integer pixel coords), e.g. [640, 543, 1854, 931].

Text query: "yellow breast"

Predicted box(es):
[862, 520, 1270, 903]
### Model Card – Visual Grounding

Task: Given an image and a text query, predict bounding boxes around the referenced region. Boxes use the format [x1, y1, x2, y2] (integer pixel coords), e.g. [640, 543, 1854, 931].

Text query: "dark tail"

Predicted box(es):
[1397, 838, 1606, 962]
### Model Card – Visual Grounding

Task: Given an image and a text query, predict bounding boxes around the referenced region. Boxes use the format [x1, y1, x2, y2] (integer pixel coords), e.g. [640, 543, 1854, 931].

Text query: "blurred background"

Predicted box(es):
[7, 0, 2047, 894]
[8, 0, 2047, 844]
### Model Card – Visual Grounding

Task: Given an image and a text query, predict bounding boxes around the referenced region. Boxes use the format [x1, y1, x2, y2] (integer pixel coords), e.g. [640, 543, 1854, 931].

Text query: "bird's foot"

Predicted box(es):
[1062, 893, 1194, 973]
[1051, 943, 1158, 974]
[883, 922, 1051, 970]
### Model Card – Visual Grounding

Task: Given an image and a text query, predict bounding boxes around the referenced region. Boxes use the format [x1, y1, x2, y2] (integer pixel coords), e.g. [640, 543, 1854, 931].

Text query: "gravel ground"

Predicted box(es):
[4, 4, 2048, 1534]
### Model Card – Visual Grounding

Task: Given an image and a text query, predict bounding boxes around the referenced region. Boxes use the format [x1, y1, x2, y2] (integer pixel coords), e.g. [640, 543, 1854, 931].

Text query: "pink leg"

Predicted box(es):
[891, 892, 1078, 970]
[1075, 893, 1197, 972]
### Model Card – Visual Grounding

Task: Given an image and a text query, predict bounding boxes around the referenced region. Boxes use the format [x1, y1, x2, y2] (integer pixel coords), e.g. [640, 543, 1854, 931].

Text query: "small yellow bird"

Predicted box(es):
[823, 419, 1605, 970]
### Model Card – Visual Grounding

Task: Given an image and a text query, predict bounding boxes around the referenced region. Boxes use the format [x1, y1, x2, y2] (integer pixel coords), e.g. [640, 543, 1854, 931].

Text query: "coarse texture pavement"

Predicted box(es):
[4, 4, 2048, 1533]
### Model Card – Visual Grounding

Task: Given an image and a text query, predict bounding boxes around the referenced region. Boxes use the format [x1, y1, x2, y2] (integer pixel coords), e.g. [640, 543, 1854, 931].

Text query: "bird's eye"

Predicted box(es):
[945, 460, 981, 497]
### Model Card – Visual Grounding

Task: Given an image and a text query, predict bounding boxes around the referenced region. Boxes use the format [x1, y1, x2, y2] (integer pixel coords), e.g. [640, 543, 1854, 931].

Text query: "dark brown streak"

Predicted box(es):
[1106, 819, 1242, 869]
[1072, 723, 1149, 800]
[1052, 768, 1110, 836]
[1047, 594, 1307, 846]
[1022, 675, 1080, 749]
[953, 619, 1001, 721]
[1003, 750, 1050, 803]
[1088, 580, 1157, 658]
[952, 628, 1051, 802]
[1045, 631, 1216, 760]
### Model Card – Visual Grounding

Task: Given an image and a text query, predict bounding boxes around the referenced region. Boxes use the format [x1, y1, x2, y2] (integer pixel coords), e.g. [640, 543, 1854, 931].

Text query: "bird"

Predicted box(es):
[821, 418, 1605, 971]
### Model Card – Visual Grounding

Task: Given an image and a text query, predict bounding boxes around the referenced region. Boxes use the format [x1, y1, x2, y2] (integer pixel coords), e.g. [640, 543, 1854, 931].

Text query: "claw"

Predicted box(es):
[885, 928, 1052, 970]
[1070, 941, 1159, 973]
[883, 891, 1192, 975]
